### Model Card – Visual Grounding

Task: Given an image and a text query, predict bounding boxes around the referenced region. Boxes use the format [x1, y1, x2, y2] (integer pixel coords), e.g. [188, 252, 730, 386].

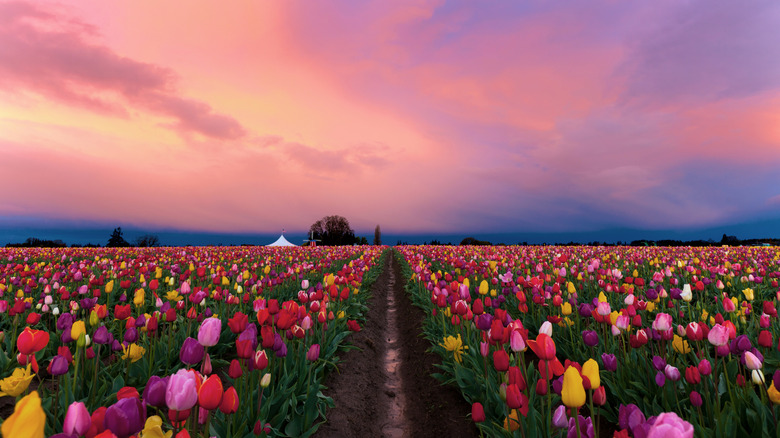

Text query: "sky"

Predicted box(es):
[1, 0, 779, 245]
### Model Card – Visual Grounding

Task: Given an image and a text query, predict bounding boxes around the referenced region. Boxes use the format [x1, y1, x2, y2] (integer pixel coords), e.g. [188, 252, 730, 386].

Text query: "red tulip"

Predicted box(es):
[228, 312, 248, 334]
[114, 304, 131, 321]
[198, 375, 223, 410]
[506, 384, 522, 409]
[253, 350, 269, 370]
[26, 312, 41, 325]
[759, 330, 773, 348]
[471, 402, 485, 423]
[593, 386, 606, 405]
[117, 387, 140, 400]
[347, 320, 361, 332]
[228, 359, 243, 379]
[219, 387, 239, 415]
[17, 327, 50, 356]
[493, 350, 509, 372]
[528, 333, 556, 361]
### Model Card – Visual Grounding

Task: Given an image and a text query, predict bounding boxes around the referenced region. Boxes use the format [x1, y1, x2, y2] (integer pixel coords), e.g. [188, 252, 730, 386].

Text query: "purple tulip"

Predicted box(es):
[582, 330, 599, 347]
[567, 415, 594, 438]
[93, 326, 110, 345]
[180, 337, 204, 365]
[601, 353, 617, 372]
[57, 313, 73, 331]
[655, 371, 666, 387]
[774, 370, 780, 389]
[307, 344, 320, 361]
[143, 376, 169, 409]
[135, 314, 146, 328]
[652, 356, 666, 371]
[618, 404, 646, 435]
[578, 303, 594, 318]
[552, 405, 568, 428]
[49, 355, 69, 376]
[124, 327, 138, 344]
[104, 397, 146, 438]
[275, 341, 288, 358]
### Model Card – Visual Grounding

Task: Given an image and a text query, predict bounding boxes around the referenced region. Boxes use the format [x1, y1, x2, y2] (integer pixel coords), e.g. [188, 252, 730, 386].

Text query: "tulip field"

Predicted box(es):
[0, 246, 384, 437]
[1, 244, 780, 437]
[396, 245, 780, 437]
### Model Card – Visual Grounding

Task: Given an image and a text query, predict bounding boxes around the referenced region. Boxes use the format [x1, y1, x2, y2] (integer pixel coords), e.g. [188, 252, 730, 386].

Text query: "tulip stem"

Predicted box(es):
[574, 408, 581, 438]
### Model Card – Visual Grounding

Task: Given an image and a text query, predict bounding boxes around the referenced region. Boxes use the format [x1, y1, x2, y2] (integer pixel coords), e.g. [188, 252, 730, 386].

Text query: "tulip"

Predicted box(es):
[48, 355, 69, 376]
[307, 344, 320, 361]
[744, 351, 762, 370]
[254, 350, 269, 370]
[708, 324, 729, 346]
[0, 365, 35, 397]
[16, 327, 50, 356]
[581, 359, 600, 389]
[582, 330, 599, 347]
[664, 364, 680, 381]
[260, 373, 271, 388]
[601, 353, 617, 372]
[118, 386, 140, 400]
[197, 318, 221, 347]
[509, 330, 526, 352]
[652, 313, 673, 332]
[552, 404, 568, 428]
[166, 369, 199, 412]
[680, 284, 692, 302]
[493, 350, 510, 372]
[561, 366, 586, 408]
[506, 384, 522, 409]
[1, 391, 46, 438]
[528, 333, 556, 361]
[64, 401, 91, 437]
[143, 376, 169, 409]
[698, 359, 712, 376]
[471, 402, 485, 423]
[752, 369, 766, 385]
[641, 412, 693, 438]
[180, 337, 204, 365]
[198, 375, 223, 411]
[104, 397, 146, 438]
[539, 321, 553, 336]
[685, 366, 700, 385]
[219, 387, 239, 415]
[228, 359, 243, 379]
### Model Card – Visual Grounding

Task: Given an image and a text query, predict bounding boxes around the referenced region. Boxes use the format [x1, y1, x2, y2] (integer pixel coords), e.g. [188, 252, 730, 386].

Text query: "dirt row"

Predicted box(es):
[316, 249, 477, 437]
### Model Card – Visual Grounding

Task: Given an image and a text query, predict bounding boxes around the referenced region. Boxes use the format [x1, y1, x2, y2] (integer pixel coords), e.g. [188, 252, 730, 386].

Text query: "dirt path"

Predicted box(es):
[316, 250, 477, 438]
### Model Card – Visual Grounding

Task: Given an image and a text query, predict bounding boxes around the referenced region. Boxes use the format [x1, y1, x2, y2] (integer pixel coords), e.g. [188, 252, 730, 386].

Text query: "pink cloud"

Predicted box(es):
[0, 1, 245, 140]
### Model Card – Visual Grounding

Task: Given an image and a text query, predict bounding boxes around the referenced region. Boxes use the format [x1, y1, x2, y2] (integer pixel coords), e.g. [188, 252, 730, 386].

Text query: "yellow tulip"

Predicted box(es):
[598, 292, 607, 303]
[337, 310, 345, 319]
[70, 321, 86, 342]
[478, 280, 489, 295]
[769, 382, 780, 404]
[743, 288, 754, 301]
[133, 289, 145, 307]
[646, 302, 655, 312]
[561, 302, 572, 316]
[166, 291, 182, 302]
[440, 334, 468, 363]
[122, 343, 146, 363]
[0, 365, 35, 397]
[140, 416, 172, 438]
[139, 274, 146, 284]
[561, 366, 586, 408]
[1, 390, 45, 438]
[581, 359, 600, 389]
[105, 280, 114, 294]
[672, 335, 691, 354]
[567, 282, 576, 294]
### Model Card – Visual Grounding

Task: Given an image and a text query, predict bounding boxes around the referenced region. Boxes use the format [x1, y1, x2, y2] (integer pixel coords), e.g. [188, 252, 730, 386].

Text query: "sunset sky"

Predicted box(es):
[1, 0, 779, 244]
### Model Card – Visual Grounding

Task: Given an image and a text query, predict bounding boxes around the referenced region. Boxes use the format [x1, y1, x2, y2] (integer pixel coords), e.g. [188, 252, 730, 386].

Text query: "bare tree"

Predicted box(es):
[373, 225, 382, 245]
[134, 234, 161, 247]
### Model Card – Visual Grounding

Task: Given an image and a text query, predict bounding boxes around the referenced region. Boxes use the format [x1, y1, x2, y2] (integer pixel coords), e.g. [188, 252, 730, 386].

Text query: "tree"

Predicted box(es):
[373, 225, 382, 246]
[134, 234, 160, 247]
[309, 215, 356, 246]
[107, 227, 130, 247]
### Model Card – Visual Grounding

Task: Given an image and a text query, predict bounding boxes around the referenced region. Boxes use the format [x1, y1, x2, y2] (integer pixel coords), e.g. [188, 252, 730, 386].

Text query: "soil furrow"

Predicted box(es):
[316, 250, 477, 437]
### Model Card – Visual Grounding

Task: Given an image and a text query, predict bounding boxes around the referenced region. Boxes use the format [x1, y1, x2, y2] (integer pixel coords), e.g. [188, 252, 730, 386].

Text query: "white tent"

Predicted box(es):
[267, 234, 297, 247]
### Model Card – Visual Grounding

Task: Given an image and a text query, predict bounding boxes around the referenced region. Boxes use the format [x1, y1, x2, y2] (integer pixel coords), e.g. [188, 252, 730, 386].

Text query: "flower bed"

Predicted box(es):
[0, 245, 385, 438]
[396, 245, 780, 437]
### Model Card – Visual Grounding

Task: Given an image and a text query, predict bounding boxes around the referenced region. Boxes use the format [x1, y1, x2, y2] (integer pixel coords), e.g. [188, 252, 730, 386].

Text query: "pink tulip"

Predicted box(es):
[197, 318, 222, 347]
[744, 351, 762, 370]
[510, 330, 526, 353]
[63, 401, 91, 436]
[708, 324, 729, 347]
[166, 369, 199, 411]
[652, 313, 673, 332]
